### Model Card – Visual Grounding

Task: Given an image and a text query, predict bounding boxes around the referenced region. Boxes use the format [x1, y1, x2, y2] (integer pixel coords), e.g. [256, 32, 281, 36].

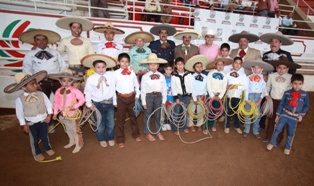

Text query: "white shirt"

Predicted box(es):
[171, 71, 193, 99]
[96, 40, 123, 60]
[265, 72, 292, 100]
[16, 92, 53, 126]
[226, 69, 249, 99]
[84, 71, 117, 107]
[23, 47, 67, 75]
[192, 73, 208, 101]
[207, 69, 227, 99]
[114, 68, 140, 98]
[141, 71, 167, 105]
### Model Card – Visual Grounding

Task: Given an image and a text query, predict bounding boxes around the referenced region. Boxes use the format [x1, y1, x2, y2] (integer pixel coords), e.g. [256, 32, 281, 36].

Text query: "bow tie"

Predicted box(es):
[97, 75, 109, 94]
[60, 88, 71, 95]
[24, 94, 39, 102]
[212, 72, 224, 80]
[195, 74, 203, 81]
[249, 75, 261, 82]
[104, 41, 116, 49]
[289, 91, 301, 108]
[239, 49, 246, 58]
[35, 50, 53, 60]
[136, 48, 146, 53]
[150, 74, 160, 80]
[161, 41, 170, 50]
[121, 68, 131, 75]
[275, 76, 286, 83]
[182, 45, 191, 51]
[230, 72, 239, 78]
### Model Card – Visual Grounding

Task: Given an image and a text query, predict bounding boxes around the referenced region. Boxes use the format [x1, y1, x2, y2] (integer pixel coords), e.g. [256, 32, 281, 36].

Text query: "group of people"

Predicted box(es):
[3, 16, 309, 161]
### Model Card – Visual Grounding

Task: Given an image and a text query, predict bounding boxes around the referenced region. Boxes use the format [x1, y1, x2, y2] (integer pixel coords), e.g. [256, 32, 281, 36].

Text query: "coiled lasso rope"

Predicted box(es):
[223, 84, 243, 117]
[204, 97, 224, 121]
[261, 98, 273, 117]
[186, 100, 207, 127]
[237, 101, 259, 124]
[78, 106, 102, 132]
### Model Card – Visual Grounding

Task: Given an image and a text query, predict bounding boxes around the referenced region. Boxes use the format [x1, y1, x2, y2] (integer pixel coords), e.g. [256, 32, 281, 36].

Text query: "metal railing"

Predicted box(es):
[295, 0, 314, 18]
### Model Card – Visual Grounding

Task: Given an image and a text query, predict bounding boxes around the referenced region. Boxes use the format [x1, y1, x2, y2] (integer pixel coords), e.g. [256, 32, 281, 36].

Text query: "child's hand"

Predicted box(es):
[89, 105, 95, 111]
[52, 115, 57, 120]
[45, 115, 52, 124]
[275, 116, 279, 123]
[256, 99, 262, 107]
[246, 100, 251, 105]
[114, 104, 117, 108]
[213, 96, 220, 101]
[265, 96, 271, 100]
[176, 99, 180, 105]
[194, 101, 198, 105]
[22, 125, 29, 133]
[298, 116, 303, 122]
[130, 66, 135, 72]
[143, 105, 147, 109]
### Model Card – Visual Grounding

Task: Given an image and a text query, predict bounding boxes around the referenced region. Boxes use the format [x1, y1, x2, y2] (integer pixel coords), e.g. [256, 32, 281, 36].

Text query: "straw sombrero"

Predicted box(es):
[207, 57, 233, 69]
[242, 59, 274, 72]
[140, 53, 167, 64]
[202, 29, 216, 38]
[81, 54, 117, 68]
[48, 69, 83, 81]
[56, 16, 93, 31]
[260, 31, 294, 46]
[124, 31, 154, 44]
[173, 29, 200, 40]
[266, 56, 301, 69]
[4, 71, 47, 93]
[185, 55, 210, 72]
[228, 31, 259, 43]
[19, 29, 61, 44]
[150, 24, 177, 36]
[93, 22, 125, 34]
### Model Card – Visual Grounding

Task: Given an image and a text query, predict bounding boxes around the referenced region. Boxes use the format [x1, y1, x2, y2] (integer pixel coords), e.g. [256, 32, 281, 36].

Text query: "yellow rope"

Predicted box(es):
[237, 101, 259, 124]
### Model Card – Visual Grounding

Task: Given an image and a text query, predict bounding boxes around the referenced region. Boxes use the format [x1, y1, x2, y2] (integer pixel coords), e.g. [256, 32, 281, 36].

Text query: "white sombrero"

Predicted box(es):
[185, 55, 210, 72]
[93, 22, 125, 34]
[124, 31, 154, 44]
[202, 29, 217, 38]
[260, 31, 294, 46]
[242, 59, 274, 72]
[173, 29, 200, 40]
[19, 29, 61, 44]
[81, 54, 117, 68]
[56, 16, 94, 31]
[48, 69, 83, 81]
[207, 57, 233, 69]
[4, 71, 47, 93]
[150, 24, 177, 36]
[140, 53, 167, 64]
[228, 31, 259, 43]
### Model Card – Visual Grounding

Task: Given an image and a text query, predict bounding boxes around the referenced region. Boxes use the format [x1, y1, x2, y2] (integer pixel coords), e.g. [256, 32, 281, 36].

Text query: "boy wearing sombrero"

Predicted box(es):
[263, 57, 301, 144]
[140, 54, 167, 141]
[4, 71, 55, 161]
[82, 54, 117, 148]
[174, 29, 200, 63]
[56, 17, 94, 75]
[242, 59, 274, 139]
[49, 69, 85, 153]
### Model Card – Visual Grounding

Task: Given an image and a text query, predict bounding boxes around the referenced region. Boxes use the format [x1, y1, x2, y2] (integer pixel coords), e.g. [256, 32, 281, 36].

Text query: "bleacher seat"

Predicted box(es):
[170, 12, 180, 24]
[128, 7, 142, 21]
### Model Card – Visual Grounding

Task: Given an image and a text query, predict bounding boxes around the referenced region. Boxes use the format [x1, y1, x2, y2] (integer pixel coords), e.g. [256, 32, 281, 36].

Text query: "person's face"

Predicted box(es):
[215, 61, 224, 72]
[288, 12, 293, 18]
[183, 35, 191, 46]
[238, 38, 249, 50]
[276, 10, 281, 16]
[60, 77, 73, 88]
[194, 63, 203, 73]
[205, 35, 215, 45]
[148, 63, 159, 72]
[276, 64, 289, 76]
[220, 48, 229, 57]
[175, 61, 185, 72]
[232, 59, 242, 71]
[164, 66, 173, 75]
[34, 35, 48, 49]
[24, 79, 39, 93]
[290, 80, 303, 91]
[70, 22, 82, 37]
[270, 38, 282, 52]
[135, 38, 145, 48]
[119, 57, 130, 69]
[104, 31, 115, 41]
[94, 62, 107, 75]
[158, 29, 168, 41]
[252, 66, 263, 74]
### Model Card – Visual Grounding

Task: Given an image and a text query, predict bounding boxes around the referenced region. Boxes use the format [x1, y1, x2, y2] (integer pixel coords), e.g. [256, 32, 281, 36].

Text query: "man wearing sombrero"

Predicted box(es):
[56, 16, 95, 75]
[199, 29, 220, 62]
[260, 31, 296, 74]
[94, 22, 125, 61]
[148, 24, 176, 65]
[174, 29, 200, 63]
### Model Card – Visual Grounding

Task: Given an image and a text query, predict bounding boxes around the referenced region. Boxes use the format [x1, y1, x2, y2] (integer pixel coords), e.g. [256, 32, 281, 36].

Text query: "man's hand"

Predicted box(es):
[23, 125, 29, 133]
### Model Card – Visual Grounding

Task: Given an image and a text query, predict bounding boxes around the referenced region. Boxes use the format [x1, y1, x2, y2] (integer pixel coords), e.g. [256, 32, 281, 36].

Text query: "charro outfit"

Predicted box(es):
[96, 39, 123, 60]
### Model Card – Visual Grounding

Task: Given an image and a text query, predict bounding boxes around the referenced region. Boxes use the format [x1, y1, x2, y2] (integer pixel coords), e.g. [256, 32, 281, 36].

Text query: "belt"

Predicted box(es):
[213, 92, 220, 96]
[94, 98, 113, 104]
[69, 64, 83, 68]
[147, 92, 161, 95]
[283, 108, 299, 117]
[118, 92, 135, 98]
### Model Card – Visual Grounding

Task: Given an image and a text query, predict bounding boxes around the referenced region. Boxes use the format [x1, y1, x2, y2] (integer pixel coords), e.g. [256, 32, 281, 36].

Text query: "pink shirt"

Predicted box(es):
[199, 43, 220, 62]
[268, 0, 278, 12]
[53, 86, 85, 116]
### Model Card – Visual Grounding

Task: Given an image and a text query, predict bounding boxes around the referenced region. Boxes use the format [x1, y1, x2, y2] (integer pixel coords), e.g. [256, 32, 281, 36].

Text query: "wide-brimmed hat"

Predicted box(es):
[140, 53, 167, 64]
[185, 55, 210, 72]
[242, 59, 274, 72]
[81, 54, 117, 68]
[48, 69, 83, 81]
[228, 31, 259, 43]
[207, 57, 233, 69]
[4, 71, 47, 93]
[173, 29, 200, 40]
[19, 29, 61, 44]
[124, 31, 154, 44]
[56, 16, 94, 31]
[266, 56, 301, 69]
[260, 31, 294, 46]
[202, 29, 216, 38]
[93, 22, 125, 34]
[150, 24, 177, 36]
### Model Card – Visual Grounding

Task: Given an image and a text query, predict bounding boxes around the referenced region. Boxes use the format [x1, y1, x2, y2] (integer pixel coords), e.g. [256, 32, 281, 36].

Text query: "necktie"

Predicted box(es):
[230, 72, 239, 78]
[35, 51, 53, 60]
[212, 72, 224, 80]
[239, 49, 246, 58]
[275, 76, 286, 83]
[182, 45, 190, 55]
[136, 48, 146, 53]
[249, 75, 261, 82]
[24, 94, 39, 102]
[121, 68, 131, 75]
[195, 74, 203, 81]
[289, 91, 301, 108]
[150, 74, 160, 80]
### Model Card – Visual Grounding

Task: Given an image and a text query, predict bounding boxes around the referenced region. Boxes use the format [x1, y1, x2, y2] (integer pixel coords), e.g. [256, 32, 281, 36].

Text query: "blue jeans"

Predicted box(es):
[171, 95, 190, 132]
[225, 97, 241, 129]
[93, 102, 115, 142]
[270, 115, 298, 150]
[28, 121, 51, 155]
[144, 93, 162, 134]
[244, 93, 261, 135]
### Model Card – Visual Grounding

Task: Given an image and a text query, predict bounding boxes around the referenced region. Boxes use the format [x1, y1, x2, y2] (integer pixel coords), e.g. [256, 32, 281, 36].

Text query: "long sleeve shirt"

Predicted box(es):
[226, 70, 249, 99]
[207, 69, 227, 99]
[128, 45, 151, 73]
[192, 72, 208, 101]
[245, 73, 266, 100]
[265, 72, 291, 100]
[114, 68, 140, 98]
[171, 71, 193, 100]
[145, 0, 161, 12]
[141, 71, 167, 105]
[199, 43, 220, 62]
[96, 40, 123, 60]
[262, 48, 296, 74]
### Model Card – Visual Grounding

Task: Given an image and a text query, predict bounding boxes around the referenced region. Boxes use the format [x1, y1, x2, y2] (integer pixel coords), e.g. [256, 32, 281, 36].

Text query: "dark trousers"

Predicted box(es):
[39, 79, 60, 98]
[29, 122, 51, 155]
[147, 14, 161, 22]
[225, 98, 241, 129]
[259, 98, 266, 129]
[116, 95, 140, 143]
[265, 99, 285, 144]
[91, 0, 110, 18]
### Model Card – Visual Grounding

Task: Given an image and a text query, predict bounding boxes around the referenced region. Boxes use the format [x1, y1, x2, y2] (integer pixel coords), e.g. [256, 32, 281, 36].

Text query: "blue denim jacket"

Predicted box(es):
[276, 89, 309, 117]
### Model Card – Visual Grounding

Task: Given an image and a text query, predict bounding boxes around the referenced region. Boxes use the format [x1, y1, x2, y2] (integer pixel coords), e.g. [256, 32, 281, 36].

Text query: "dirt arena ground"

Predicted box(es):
[0, 93, 313, 186]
